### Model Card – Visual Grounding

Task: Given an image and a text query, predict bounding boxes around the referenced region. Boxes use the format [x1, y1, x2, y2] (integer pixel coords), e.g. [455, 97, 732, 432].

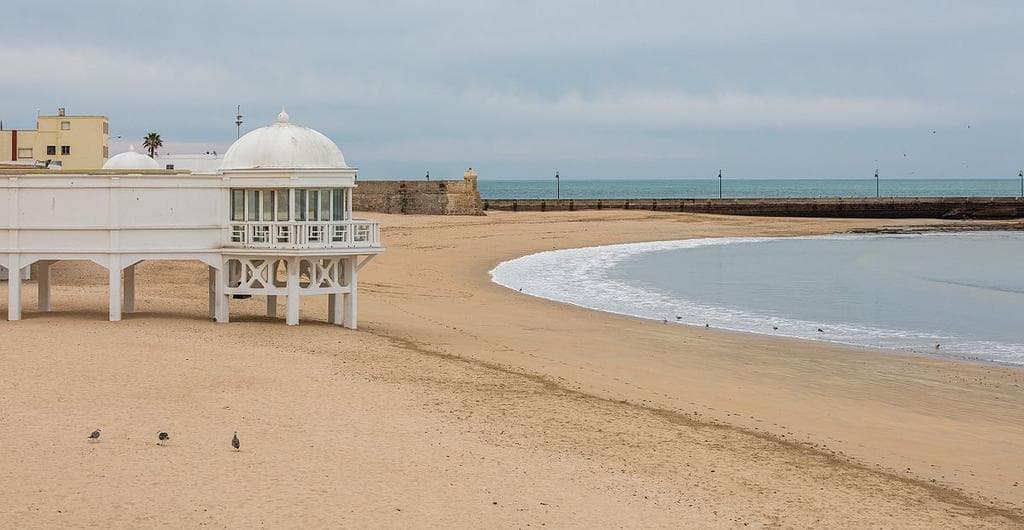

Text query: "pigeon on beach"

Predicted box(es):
[158, 432, 170, 444]
[232, 432, 240, 451]
[88, 429, 101, 441]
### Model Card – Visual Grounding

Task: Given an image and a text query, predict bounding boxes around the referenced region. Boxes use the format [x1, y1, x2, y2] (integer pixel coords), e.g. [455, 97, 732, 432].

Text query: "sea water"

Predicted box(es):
[490, 231, 1024, 365]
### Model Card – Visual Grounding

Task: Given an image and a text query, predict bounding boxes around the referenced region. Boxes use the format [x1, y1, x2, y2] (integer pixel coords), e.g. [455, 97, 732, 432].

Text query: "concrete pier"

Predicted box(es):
[482, 197, 1024, 219]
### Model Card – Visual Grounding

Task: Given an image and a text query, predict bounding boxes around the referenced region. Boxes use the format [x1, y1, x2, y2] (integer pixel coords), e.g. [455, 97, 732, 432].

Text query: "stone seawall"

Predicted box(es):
[482, 197, 1024, 219]
[353, 169, 483, 215]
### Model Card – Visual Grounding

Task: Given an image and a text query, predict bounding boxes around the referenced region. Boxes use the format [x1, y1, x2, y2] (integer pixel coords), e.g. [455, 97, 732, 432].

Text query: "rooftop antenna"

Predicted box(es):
[235, 105, 243, 139]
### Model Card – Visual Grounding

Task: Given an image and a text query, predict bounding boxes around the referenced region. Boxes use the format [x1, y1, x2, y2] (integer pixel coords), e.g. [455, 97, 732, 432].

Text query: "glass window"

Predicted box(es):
[320, 189, 331, 221]
[277, 189, 290, 221]
[231, 190, 244, 221]
[46, 145, 56, 156]
[307, 190, 319, 221]
[332, 189, 343, 220]
[246, 190, 259, 221]
[295, 189, 307, 221]
[60, 146, 71, 155]
[262, 189, 274, 221]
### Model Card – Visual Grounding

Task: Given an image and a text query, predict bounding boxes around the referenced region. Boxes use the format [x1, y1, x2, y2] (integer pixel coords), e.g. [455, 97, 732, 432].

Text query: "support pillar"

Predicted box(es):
[108, 258, 122, 322]
[37, 261, 51, 312]
[286, 258, 300, 326]
[267, 295, 278, 318]
[208, 266, 216, 319]
[343, 257, 357, 329]
[7, 255, 22, 321]
[328, 293, 342, 325]
[123, 264, 136, 314]
[214, 265, 229, 323]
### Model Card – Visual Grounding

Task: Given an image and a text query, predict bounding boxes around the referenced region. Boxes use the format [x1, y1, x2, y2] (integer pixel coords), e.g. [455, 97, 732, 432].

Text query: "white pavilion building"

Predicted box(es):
[0, 110, 383, 327]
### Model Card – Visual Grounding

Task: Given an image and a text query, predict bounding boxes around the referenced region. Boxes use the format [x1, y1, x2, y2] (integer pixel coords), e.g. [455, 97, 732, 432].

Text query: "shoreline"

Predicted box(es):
[2, 210, 1023, 526]
[489, 228, 1024, 368]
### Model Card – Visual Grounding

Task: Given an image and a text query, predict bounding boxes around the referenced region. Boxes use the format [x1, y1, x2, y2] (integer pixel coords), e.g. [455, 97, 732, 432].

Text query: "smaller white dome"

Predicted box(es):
[103, 145, 161, 170]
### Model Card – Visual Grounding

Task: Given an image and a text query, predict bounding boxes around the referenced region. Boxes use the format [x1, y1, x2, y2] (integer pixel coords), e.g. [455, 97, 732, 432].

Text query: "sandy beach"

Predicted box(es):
[2, 210, 1023, 528]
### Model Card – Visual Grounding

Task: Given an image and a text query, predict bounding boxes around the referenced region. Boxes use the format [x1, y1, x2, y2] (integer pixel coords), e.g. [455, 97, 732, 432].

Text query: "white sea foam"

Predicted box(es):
[490, 234, 1024, 366]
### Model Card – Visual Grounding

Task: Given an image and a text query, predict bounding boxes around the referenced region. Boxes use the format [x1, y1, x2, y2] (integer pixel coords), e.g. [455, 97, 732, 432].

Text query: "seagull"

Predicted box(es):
[158, 432, 169, 444]
[88, 429, 101, 441]
[675, 316, 682, 320]
[232, 432, 240, 451]
[935, 344, 941, 350]
[705, 323, 709, 328]
[772, 326, 779, 331]
[817, 328, 824, 333]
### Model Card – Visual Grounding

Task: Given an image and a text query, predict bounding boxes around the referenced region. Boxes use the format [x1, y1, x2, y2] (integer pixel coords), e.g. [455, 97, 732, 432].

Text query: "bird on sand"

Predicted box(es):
[232, 432, 240, 451]
[88, 429, 101, 441]
[157, 432, 170, 444]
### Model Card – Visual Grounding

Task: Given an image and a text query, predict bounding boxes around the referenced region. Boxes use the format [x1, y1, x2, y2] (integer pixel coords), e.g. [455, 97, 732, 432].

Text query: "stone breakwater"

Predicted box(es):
[482, 197, 1024, 219]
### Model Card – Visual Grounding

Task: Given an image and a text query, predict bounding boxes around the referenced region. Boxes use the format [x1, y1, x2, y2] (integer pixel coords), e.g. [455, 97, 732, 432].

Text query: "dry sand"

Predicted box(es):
[1, 210, 1023, 528]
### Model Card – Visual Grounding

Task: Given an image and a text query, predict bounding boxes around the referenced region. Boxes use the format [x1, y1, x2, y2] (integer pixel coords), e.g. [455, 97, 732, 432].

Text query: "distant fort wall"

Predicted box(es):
[353, 168, 483, 215]
[481, 197, 1024, 219]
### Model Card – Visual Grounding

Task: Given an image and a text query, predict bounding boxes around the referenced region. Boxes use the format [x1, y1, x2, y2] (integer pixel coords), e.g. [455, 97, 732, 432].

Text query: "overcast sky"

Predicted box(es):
[1, 1, 1021, 179]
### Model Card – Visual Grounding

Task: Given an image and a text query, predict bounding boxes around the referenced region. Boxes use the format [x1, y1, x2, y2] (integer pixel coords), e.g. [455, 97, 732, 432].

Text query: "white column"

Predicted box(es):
[7, 255, 22, 321]
[286, 258, 300, 326]
[215, 264, 229, 323]
[108, 258, 122, 322]
[328, 293, 342, 325]
[123, 264, 136, 314]
[208, 266, 216, 319]
[343, 257, 357, 329]
[267, 295, 278, 318]
[37, 261, 51, 312]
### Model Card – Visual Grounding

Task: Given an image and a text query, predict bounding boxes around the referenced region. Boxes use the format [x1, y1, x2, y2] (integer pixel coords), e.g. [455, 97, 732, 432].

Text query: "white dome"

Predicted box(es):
[220, 110, 348, 170]
[103, 145, 162, 170]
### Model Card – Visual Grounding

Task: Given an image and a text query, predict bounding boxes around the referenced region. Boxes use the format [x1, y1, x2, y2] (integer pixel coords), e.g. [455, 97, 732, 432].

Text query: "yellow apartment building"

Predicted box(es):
[0, 108, 109, 169]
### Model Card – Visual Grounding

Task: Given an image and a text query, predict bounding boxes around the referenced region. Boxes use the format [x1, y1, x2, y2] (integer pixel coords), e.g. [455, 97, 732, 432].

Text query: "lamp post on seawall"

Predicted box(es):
[1019, 170, 1022, 198]
[718, 169, 723, 199]
[875, 168, 880, 198]
[555, 171, 560, 200]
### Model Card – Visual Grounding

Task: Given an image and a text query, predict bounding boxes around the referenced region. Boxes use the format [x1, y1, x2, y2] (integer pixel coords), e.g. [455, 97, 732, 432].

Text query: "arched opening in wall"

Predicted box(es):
[124, 260, 219, 320]
[1, 260, 108, 319]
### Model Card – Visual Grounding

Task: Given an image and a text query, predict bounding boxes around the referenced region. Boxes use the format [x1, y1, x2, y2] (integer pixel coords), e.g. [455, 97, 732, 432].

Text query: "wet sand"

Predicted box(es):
[1, 210, 1022, 527]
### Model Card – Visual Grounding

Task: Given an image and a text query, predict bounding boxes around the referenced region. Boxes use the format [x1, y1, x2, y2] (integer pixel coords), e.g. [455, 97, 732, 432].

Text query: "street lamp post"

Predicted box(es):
[1019, 170, 1023, 198]
[875, 168, 880, 198]
[555, 170, 560, 200]
[718, 169, 723, 199]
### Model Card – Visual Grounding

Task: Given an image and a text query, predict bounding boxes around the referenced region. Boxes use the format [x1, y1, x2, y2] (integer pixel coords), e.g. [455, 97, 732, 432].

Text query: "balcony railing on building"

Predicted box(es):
[228, 220, 381, 249]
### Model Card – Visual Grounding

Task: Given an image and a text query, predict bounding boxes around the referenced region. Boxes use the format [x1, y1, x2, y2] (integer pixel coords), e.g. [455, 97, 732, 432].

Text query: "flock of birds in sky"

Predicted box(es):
[884, 123, 985, 178]
[87, 429, 240, 450]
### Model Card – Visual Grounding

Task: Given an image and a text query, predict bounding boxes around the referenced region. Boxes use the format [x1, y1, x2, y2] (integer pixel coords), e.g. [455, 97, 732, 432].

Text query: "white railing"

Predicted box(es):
[227, 220, 381, 249]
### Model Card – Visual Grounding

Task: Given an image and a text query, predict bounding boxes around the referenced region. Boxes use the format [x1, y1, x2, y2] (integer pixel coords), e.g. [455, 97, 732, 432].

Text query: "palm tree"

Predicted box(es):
[142, 132, 163, 158]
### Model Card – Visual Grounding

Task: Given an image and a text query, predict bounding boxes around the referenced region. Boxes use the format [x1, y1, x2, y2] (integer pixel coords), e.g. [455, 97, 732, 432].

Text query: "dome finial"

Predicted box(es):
[277, 106, 289, 124]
